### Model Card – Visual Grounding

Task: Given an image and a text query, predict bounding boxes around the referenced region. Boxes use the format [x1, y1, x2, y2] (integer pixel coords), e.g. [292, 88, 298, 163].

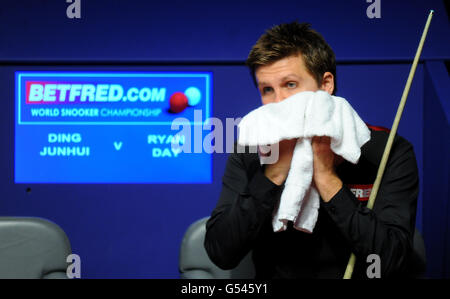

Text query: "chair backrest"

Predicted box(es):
[179, 217, 427, 279]
[179, 217, 255, 279]
[0, 217, 72, 279]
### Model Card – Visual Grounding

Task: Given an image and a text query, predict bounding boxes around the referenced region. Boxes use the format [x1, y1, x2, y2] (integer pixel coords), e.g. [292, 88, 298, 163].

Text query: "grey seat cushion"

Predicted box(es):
[179, 217, 255, 279]
[0, 217, 72, 279]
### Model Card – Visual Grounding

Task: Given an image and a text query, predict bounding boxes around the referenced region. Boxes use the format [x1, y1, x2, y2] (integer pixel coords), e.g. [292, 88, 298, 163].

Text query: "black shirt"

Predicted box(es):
[204, 128, 419, 278]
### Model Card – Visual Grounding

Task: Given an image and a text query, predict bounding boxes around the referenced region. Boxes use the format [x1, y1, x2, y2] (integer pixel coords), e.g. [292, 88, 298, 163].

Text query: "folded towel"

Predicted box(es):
[238, 90, 370, 233]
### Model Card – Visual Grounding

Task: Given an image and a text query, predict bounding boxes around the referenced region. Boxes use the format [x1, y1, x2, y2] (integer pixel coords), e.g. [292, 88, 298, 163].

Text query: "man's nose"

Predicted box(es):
[274, 90, 289, 103]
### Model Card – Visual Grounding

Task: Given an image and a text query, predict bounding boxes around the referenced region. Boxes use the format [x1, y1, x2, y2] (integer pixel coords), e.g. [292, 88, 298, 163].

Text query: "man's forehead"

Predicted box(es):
[255, 55, 306, 82]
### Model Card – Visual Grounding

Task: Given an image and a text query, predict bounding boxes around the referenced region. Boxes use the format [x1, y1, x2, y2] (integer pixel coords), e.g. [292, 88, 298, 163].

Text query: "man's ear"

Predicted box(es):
[320, 72, 335, 95]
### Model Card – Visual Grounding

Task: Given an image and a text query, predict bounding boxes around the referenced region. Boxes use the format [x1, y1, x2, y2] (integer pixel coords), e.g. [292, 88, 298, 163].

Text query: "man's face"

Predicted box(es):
[255, 54, 321, 105]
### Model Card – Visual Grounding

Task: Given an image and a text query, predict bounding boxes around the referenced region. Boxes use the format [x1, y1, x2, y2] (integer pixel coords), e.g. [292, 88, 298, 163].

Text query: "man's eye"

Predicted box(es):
[286, 82, 297, 88]
[262, 87, 273, 94]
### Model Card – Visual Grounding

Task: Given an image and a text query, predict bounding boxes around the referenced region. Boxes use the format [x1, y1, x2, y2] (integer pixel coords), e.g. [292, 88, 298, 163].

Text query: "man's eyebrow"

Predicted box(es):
[281, 74, 301, 81]
[257, 74, 301, 86]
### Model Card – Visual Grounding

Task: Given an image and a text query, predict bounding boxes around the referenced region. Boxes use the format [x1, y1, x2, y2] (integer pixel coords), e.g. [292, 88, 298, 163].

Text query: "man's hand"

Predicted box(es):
[264, 137, 343, 201]
[312, 136, 343, 202]
[264, 139, 297, 186]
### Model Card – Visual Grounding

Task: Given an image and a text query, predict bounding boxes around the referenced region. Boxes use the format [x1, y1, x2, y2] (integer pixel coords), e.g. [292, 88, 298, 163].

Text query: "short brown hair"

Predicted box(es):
[246, 22, 337, 95]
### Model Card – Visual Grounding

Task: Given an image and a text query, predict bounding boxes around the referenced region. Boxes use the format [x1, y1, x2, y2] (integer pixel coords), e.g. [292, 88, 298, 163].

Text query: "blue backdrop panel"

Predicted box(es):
[0, 0, 448, 62]
[423, 61, 450, 278]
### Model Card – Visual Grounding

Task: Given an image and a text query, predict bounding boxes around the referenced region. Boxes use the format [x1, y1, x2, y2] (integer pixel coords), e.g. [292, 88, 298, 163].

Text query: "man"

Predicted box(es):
[204, 22, 419, 278]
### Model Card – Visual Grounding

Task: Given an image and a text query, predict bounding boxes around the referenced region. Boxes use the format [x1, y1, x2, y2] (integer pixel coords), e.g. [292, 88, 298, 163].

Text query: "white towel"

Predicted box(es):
[237, 90, 370, 233]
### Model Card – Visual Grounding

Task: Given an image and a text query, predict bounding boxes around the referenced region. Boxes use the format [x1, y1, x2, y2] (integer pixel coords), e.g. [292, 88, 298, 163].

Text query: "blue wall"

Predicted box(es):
[1, 0, 449, 61]
[0, 0, 448, 278]
[423, 61, 450, 278]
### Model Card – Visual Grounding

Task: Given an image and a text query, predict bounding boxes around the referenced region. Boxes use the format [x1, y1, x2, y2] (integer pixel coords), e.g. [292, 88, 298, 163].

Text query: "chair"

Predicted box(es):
[179, 217, 255, 279]
[179, 216, 427, 279]
[0, 217, 72, 279]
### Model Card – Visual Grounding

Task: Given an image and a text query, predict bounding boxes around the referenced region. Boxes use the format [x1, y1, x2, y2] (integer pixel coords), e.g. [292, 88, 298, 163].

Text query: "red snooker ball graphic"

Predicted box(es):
[169, 92, 188, 113]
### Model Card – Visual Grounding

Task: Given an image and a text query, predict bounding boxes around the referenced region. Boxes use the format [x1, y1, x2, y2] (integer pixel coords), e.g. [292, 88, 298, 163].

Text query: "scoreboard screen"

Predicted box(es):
[15, 71, 212, 183]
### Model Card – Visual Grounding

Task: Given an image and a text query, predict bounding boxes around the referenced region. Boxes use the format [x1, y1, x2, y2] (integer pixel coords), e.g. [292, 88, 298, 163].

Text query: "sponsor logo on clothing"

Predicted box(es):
[347, 184, 373, 201]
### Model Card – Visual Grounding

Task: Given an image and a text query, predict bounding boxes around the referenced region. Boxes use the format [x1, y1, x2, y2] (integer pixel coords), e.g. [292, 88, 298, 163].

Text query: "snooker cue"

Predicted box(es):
[343, 10, 434, 279]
